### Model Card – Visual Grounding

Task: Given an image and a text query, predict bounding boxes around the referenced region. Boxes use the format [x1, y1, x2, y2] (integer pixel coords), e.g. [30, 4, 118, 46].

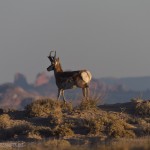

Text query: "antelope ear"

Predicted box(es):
[57, 57, 60, 61]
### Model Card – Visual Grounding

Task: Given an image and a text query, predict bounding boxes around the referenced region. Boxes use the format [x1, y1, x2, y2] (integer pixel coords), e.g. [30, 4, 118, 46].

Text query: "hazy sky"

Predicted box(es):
[1, 0, 150, 83]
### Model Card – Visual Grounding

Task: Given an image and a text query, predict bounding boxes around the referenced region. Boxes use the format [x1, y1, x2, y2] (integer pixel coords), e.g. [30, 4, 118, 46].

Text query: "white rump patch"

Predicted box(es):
[81, 71, 92, 83]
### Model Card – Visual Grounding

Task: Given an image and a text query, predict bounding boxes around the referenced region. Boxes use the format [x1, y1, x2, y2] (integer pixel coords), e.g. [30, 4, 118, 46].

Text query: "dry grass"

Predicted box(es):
[78, 94, 103, 111]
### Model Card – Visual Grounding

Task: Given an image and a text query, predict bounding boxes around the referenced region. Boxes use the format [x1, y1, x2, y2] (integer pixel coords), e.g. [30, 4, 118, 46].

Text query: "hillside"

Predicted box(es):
[0, 98, 149, 141]
[0, 97, 150, 150]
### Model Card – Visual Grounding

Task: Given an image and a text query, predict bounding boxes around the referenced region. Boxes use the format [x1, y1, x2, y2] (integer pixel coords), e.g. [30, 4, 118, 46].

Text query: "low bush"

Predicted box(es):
[83, 117, 106, 135]
[105, 113, 135, 138]
[72, 112, 135, 138]
[49, 106, 63, 126]
[78, 99, 99, 111]
[136, 119, 150, 136]
[27, 131, 42, 140]
[135, 101, 150, 116]
[25, 99, 73, 117]
[0, 114, 12, 129]
[25, 99, 58, 117]
[78, 93, 104, 111]
[53, 123, 74, 137]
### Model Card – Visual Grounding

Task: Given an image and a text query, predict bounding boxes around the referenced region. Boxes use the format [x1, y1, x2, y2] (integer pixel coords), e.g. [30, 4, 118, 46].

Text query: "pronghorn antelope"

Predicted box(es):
[47, 51, 92, 102]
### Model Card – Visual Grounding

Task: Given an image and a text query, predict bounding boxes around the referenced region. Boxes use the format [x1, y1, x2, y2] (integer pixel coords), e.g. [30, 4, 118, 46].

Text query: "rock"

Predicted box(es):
[34, 72, 50, 87]
[14, 73, 28, 88]
[0, 85, 38, 109]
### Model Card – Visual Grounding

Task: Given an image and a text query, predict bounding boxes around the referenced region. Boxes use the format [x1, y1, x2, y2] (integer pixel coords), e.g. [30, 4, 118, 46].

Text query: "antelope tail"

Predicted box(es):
[81, 71, 92, 83]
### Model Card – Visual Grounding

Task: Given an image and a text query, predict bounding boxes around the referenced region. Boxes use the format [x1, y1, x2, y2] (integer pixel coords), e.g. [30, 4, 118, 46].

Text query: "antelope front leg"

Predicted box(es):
[57, 89, 61, 100]
[86, 87, 90, 100]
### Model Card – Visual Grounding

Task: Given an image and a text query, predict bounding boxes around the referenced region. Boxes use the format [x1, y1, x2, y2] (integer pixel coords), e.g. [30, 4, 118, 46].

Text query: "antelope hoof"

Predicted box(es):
[86, 97, 89, 101]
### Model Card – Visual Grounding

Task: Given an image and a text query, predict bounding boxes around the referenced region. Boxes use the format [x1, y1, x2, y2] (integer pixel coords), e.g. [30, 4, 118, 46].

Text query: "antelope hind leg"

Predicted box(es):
[62, 90, 66, 103]
[82, 88, 87, 100]
[57, 89, 62, 100]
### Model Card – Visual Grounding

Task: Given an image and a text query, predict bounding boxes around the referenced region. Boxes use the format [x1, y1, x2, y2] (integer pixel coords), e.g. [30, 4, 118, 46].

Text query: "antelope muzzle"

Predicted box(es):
[47, 65, 54, 71]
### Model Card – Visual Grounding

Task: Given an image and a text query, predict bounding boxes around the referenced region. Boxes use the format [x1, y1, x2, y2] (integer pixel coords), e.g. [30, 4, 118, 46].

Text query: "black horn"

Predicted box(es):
[48, 50, 56, 62]
[54, 51, 56, 58]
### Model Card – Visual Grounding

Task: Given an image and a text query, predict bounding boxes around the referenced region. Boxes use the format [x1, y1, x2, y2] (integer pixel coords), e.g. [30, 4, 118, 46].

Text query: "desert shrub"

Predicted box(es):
[78, 99, 98, 111]
[49, 105, 63, 126]
[106, 113, 135, 138]
[135, 101, 150, 116]
[25, 99, 72, 117]
[130, 97, 144, 103]
[78, 93, 105, 111]
[25, 99, 60, 117]
[83, 118, 106, 135]
[106, 120, 135, 138]
[53, 123, 74, 137]
[60, 101, 73, 113]
[73, 112, 135, 138]
[27, 131, 42, 140]
[136, 119, 150, 136]
[77, 93, 104, 111]
[0, 114, 11, 129]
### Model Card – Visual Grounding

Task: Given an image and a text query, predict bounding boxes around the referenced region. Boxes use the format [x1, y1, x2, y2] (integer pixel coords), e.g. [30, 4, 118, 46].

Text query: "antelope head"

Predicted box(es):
[47, 51, 56, 71]
[47, 51, 61, 72]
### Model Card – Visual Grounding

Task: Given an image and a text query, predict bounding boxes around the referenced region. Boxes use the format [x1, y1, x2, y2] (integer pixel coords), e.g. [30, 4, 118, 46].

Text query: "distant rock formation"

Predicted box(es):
[34, 72, 50, 87]
[1, 71, 149, 109]
[0, 83, 39, 109]
[14, 73, 29, 89]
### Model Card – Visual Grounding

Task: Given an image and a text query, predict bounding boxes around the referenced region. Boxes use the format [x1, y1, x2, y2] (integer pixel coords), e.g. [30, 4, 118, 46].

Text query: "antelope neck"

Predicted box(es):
[54, 63, 63, 73]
